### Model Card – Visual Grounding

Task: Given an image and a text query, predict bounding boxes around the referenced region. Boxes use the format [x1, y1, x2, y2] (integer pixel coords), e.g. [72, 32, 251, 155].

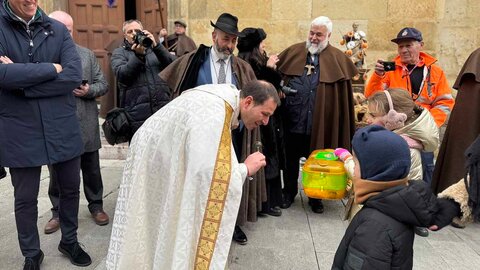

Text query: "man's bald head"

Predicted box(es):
[49, 11, 74, 37]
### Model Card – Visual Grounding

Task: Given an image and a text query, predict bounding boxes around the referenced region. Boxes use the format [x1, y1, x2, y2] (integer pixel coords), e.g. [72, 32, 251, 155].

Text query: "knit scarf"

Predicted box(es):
[465, 135, 480, 221]
[353, 176, 408, 204]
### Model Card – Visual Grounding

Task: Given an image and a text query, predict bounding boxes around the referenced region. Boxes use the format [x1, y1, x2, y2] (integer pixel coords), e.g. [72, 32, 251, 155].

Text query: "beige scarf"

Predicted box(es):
[353, 176, 408, 204]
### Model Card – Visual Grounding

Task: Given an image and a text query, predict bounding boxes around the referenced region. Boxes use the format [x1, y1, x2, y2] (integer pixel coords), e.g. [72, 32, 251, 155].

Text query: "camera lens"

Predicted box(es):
[134, 32, 153, 48]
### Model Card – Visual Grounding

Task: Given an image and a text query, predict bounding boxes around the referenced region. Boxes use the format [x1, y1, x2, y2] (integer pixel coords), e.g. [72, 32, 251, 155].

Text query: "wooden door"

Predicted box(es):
[68, 0, 125, 79]
[136, 0, 167, 36]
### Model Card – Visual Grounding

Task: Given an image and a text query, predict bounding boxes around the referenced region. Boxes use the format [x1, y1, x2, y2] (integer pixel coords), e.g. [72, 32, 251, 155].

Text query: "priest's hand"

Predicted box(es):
[244, 151, 266, 176]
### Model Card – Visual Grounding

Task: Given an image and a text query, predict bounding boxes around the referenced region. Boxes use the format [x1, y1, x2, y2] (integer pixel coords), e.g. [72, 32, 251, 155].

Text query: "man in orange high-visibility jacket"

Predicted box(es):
[365, 27, 454, 128]
[365, 28, 454, 218]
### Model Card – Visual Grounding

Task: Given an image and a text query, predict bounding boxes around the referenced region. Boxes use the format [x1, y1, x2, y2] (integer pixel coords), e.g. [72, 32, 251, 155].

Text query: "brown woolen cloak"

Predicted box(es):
[163, 34, 197, 56]
[277, 42, 358, 150]
[160, 46, 265, 225]
[160, 45, 256, 97]
[432, 47, 480, 194]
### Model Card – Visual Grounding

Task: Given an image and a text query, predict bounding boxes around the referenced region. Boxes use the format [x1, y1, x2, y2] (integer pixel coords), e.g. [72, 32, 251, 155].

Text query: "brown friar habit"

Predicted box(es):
[432, 47, 480, 194]
[163, 33, 197, 56]
[159, 45, 265, 225]
[277, 42, 358, 150]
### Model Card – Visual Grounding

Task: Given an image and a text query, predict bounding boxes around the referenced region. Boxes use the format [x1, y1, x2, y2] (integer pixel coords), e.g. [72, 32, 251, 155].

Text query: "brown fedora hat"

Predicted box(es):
[210, 13, 245, 37]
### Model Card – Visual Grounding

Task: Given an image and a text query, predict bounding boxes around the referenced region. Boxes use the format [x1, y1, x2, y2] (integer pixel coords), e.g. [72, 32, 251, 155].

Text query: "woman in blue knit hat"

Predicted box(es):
[332, 125, 460, 270]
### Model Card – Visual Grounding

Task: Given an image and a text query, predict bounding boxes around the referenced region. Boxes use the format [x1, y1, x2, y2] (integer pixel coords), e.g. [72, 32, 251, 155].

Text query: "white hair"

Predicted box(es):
[311, 16, 332, 33]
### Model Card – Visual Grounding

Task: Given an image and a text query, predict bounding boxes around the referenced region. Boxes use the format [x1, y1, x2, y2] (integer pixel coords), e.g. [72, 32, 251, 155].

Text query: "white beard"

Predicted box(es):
[306, 39, 329, 55]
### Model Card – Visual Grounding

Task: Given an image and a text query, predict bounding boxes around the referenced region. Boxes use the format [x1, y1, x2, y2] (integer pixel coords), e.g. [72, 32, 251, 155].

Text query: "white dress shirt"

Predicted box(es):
[209, 47, 233, 84]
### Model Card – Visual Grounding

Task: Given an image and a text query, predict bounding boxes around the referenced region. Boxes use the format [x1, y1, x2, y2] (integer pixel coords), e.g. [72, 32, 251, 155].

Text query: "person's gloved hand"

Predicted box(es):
[334, 148, 352, 162]
[429, 198, 461, 231]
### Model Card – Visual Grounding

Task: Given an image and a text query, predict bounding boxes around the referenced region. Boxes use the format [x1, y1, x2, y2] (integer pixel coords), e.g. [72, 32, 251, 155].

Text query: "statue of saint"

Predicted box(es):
[340, 22, 368, 69]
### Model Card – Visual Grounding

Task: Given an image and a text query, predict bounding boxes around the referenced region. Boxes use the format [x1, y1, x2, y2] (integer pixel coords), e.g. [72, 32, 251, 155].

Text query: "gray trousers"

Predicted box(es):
[10, 156, 81, 257]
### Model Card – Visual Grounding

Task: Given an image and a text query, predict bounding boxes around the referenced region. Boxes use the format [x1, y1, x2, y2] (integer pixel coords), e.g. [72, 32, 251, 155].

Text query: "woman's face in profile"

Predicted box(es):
[259, 40, 266, 55]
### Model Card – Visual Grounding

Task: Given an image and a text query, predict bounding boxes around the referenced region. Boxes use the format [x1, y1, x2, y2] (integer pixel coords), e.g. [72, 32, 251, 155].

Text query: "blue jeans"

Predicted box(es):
[421, 151, 434, 186]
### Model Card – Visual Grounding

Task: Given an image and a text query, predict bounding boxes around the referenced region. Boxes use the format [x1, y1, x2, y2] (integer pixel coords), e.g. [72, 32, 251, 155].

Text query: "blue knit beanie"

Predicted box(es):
[352, 125, 411, 181]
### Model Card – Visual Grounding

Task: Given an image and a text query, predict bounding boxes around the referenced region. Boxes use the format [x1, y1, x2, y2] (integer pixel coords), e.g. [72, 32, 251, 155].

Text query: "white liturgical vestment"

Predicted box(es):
[106, 84, 248, 270]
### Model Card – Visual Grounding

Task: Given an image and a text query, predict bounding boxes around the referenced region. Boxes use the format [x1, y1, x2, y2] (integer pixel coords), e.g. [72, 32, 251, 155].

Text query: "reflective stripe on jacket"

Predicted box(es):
[365, 52, 454, 127]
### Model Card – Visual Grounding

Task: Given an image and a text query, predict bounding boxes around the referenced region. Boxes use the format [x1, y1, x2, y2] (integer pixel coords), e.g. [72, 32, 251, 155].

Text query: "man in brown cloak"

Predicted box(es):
[432, 47, 480, 194]
[159, 19, 197, 56]
[277, 16, 358, 213]
[160, 13, 262, 245]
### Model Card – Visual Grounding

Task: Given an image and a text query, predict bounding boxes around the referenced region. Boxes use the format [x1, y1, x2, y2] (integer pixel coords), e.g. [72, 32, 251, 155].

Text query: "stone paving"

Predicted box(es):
[1, 159, 480, 269]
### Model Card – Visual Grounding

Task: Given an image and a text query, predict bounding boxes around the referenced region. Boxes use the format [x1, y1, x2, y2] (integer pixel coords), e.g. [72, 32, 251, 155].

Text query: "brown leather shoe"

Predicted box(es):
[92, 210, 109, 226]
[44, 217, 60, 234]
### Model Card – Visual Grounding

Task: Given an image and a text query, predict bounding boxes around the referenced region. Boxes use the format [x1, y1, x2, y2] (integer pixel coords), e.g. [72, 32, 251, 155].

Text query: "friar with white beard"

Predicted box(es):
[276, 16, 358, 213]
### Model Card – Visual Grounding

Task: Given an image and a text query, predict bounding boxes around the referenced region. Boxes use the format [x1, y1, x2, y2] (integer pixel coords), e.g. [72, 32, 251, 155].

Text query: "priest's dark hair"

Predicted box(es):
[465, 135, 480, 221]
[240, 80, 280, 106]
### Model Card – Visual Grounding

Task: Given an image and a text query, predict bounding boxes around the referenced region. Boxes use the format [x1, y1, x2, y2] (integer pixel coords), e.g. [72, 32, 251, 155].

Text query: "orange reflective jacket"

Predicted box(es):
[365, 52, 454, 127]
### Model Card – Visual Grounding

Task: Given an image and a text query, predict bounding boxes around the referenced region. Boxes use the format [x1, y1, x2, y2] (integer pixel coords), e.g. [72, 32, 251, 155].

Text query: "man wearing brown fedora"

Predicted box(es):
[160, 13, 262, 246]
[159, 19, 197, 56]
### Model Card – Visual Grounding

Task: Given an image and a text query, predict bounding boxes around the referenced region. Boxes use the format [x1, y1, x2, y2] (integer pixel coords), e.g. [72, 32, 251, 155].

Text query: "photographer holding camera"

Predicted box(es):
[366, 27, 454, 128]
[111, 19, 175, 135]
[365, 27, 455, 191]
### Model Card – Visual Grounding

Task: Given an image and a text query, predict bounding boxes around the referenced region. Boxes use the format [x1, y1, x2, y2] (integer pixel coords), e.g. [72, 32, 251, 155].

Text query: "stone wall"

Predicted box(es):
[38, 0, 480, 86]
[39, 0, 68, 14]
[167, 0, 480, 86]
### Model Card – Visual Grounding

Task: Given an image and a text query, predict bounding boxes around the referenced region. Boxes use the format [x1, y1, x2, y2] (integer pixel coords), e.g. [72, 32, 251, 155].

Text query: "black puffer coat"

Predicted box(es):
[111, 41, 175, 133]
[332, 181, 438, 270]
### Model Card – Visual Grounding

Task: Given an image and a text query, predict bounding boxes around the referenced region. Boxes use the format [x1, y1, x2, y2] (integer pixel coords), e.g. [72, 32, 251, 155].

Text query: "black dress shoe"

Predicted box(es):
[310, 199, 324, 214]
[267, 206, 282, 217]
[233, 225, 248, 245]
[23, 250, 44, 270]
[58, 242, 92, 267]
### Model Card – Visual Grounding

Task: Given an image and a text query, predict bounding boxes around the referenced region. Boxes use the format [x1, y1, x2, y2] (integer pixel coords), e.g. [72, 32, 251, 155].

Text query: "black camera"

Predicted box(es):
[133, 30, 153, 48]
[382, 61, 396, 72]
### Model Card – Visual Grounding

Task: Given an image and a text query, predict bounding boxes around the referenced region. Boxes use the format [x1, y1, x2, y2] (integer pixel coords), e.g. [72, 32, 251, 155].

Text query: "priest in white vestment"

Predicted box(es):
[106, 81, 280, 270]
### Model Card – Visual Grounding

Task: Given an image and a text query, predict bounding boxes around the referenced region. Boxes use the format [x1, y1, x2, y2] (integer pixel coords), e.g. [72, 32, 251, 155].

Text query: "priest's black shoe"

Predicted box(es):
[233, 225, 248, 245]
[58, 241, 92, 267]
[23, 250, 44, 270]
[267, 206, 282, 217]
[310, 199, 324, 214]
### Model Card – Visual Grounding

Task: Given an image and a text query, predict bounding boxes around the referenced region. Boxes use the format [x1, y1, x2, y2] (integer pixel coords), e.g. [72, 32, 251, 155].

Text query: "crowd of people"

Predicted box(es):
[1, 1, 480, 269]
